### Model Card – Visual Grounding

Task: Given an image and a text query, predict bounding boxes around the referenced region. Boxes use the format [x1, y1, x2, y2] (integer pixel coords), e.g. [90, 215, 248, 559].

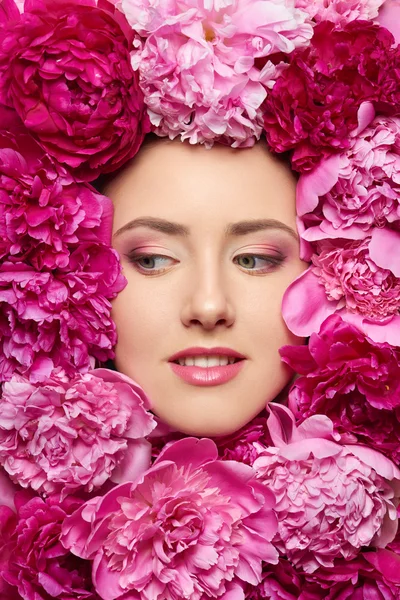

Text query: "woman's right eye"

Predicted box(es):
[126, 253, 176, 274]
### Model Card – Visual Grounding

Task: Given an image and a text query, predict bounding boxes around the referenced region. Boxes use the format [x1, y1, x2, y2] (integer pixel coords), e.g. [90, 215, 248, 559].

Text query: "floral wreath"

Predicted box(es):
[0, 0, 399, 599]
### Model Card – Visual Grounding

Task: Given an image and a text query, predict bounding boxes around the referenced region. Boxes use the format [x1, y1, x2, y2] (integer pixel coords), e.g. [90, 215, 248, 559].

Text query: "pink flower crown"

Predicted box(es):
[0, 1, 399, 599]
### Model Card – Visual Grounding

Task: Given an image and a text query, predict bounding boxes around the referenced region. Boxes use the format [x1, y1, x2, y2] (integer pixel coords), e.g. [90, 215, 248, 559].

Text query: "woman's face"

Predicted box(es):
[109, 139, 307, 436]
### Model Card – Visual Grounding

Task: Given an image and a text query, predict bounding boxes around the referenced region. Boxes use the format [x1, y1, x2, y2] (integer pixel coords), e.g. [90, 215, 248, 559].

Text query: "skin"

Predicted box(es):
[109, 138, 308, 437]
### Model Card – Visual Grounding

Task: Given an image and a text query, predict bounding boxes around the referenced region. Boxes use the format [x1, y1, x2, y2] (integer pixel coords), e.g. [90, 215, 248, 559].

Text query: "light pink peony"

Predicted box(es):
[0, 244, 126, 382]
[254, 404, 400, 573]
[295, 0, 384, 25]
[122, 0, 313, 147]
[378, 0, 400, 44]
[0, 0, 149, 181]
[0, 368, 155, 496]
[297, 116, 400, 241]
[62, 437, 278, 600]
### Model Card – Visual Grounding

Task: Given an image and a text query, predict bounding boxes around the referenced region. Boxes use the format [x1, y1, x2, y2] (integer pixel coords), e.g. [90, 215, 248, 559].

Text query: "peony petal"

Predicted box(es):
[156, 436, 218, 467]
[365, 549, 400, 584]
[110, 438, 152, 484]
[353, 101, 375, 135]
[378, 0, 400, 43]
[344, 444, 400, 481]
[368, 227, 400, 276]
[282, 268, 337, 336]
[296, 154, 343, 216]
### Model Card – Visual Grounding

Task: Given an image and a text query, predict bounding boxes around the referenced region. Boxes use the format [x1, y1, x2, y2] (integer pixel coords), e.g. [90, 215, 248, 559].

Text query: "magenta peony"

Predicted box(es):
[0, 243, 126, 382]
[123, 0, 313, 148]
[0, 368, 155, 496]
[295, 0, 384, 25]
[0, 123, 115, 269]
[217, 414, 271, 466]
[0, 0, 149, 180]
[297, 116, 400, 239]
[254, 404, 400, 573]
[0, 491, 98, 600]
[281, 314, 400, 464]
[263, 21, 400, 172]
[62, 437, 278, 600]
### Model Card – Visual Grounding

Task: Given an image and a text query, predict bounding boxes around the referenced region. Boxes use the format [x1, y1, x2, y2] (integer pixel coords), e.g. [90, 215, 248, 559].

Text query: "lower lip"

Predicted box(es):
[168, 360, 246, 386]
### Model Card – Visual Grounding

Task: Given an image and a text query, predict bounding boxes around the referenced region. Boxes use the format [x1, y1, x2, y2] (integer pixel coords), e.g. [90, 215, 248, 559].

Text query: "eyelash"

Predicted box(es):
[125, 252, 285, 275]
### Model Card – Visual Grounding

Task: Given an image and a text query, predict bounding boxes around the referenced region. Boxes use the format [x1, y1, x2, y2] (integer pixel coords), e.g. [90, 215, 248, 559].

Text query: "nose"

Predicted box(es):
[180, 264, 235, 330]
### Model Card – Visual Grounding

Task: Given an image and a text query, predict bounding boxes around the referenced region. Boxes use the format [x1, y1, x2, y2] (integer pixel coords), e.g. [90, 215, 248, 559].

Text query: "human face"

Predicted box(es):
[109, 139, 307, 437]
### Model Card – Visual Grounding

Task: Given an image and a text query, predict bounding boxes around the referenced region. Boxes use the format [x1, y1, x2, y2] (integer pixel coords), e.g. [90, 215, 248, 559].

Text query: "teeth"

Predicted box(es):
[177, 355, 238, 367]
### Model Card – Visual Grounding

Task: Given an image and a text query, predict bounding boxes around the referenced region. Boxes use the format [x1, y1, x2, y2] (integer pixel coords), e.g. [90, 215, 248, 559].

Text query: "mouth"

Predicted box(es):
[171, 355, 244, 367]
[168, 349, 246, 386]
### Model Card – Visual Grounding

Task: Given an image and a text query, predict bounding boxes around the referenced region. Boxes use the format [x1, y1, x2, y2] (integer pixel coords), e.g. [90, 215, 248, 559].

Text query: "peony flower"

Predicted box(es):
[280, 314, 400, 464]
[0, 0, 149, 181]
[263, 20, 400, 172]
[217, 414, 272, 466]
[378, 0, 400, 44]
[0, 368, 155, 496]
[297, 116, 400, 239]
[254, 404, 400, 573]
[0, 490, 98, 600]
[242, 559, 303, 600]
[62, 437, 278, 600]
[123, 0, 313, 148]
[0, 245, 126, 382]
[295, 0, 384, 25]
[0, 122, 115, 270]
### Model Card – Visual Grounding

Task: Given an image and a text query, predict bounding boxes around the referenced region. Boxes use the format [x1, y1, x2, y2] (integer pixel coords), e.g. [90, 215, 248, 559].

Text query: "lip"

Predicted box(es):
[168, 347, 246, 362]
[168, 347, 247, 387]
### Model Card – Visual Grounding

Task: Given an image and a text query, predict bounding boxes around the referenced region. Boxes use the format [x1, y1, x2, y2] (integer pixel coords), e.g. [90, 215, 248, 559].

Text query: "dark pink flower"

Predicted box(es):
[0, 491, 98, 600]
[280, 314, 400, 464]
[0, 368, 155, 496]
[0, 119, 115, 269]
[263, 20, 400, 172]
[0, 249, 125, 382]
[217, 414, 271, 466]
[62, 438, 278, 600]
[0, 0, 149, 180]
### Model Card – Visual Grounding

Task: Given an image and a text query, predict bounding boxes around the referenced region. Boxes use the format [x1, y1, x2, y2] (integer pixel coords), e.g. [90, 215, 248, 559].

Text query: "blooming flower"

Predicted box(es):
[280, 314, 400, 464]
[0, 122, 115, 270]
[0, 490, 98, 600]
[122, 0, 313, 148]
[297, 116, 400, 239]
[295, 0, 384, 25]
[254, 404, 400, 573]
[62, 437, 278, 600]
[0, 368, 155, 496]
[217, 414, 271, 466]
[0, 0, 149, 181]
[263, 20, 400, 172]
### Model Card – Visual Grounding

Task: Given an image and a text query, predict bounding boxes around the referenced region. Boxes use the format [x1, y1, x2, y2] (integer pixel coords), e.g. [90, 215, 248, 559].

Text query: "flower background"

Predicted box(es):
[0, 0, 399, 599]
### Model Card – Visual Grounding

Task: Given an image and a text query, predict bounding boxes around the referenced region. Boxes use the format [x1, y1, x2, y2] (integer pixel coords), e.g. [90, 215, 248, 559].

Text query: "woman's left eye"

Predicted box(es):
[126, 253, 175, 273]
[234, 254, 284, 273]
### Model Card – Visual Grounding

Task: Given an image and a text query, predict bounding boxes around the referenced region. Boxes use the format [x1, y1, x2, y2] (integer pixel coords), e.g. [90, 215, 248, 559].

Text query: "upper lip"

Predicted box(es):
[168, 347, 246, 362]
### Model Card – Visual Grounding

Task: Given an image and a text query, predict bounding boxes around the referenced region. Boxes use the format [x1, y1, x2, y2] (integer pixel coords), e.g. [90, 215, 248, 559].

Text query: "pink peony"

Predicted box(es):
[217, 414, 272, 466]
[0, 122, 115, 270]
[123, 0, 313, 147]
[0, 245, 126, 382]
[0, 491, 98, 600]
[263, 20, 400, 172]
[62, 437, 278, 600]
[378, 0, 400, 44]
[0, 0, 149, 181]
[295, 0, 384, 25]
[281, 314, 400, 464]
[254, 404, 400, 573]
[0, 368, 155, 496]
[297, 116, 400, 239]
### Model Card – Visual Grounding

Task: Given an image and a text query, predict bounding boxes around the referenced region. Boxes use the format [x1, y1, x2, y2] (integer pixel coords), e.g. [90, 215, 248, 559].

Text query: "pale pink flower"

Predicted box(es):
[122, 0, 313, 147]
[0, 368, 155, 496]
[295, 0, 384, 25]
[62, 438, 278, 600]
[254, 404, 400, 573]
[378, 0, 400, 44]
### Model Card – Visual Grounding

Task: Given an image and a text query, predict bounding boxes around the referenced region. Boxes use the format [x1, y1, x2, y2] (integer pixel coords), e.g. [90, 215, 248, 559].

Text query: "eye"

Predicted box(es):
[126, 253, 176, 274]
[234, 253, 285, 274]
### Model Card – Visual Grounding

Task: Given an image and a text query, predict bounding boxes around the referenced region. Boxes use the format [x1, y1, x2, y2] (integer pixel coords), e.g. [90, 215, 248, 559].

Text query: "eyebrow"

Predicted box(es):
[113, 217, 298, 240]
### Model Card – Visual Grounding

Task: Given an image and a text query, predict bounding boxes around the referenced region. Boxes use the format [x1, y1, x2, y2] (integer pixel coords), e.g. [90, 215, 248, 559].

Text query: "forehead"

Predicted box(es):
[109, 139, 298, 232]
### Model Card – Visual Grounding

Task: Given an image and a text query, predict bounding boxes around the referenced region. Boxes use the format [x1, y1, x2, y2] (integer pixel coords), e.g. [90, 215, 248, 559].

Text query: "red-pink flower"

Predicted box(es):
[0, 368, 155, 496]
[217, 414, 271, 466]
[280, 314, 400, 464]
[0, 0, 149, 181]
[254, 404, 400, 573]
[263, 20, 400, 172]
[0, 491, 98, 600]
[62, 438, 278, 600]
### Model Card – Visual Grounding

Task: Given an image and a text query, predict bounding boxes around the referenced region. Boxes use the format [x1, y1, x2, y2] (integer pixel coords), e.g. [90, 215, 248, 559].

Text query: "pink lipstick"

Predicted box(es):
[168, 347, 246, 387]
